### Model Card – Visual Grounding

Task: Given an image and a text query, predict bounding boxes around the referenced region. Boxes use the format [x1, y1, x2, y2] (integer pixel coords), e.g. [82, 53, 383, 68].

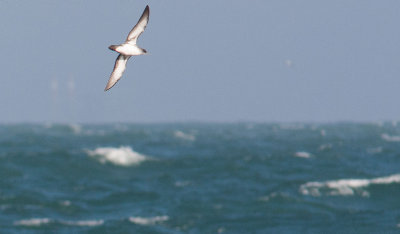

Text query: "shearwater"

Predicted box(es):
[105, 5, 150, 91]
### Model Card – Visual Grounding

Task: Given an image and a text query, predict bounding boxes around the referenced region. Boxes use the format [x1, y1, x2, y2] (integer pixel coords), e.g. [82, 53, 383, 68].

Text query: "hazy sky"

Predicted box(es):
[1, 0, 400, 123]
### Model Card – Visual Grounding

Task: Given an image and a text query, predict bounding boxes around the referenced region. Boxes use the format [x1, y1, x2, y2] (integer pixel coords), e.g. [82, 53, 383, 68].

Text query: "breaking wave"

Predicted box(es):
[300, 174, 400, 197]
[14, 218, 51, 226]
[129, 216, 169, 226]
[14, 218, 104, 227]
[294, 151, 312, 158]
[61, 219, 104, 227]
[173, 130, 196, 141]
[381, 133, 400, 142]
[86, 146, 147, 166]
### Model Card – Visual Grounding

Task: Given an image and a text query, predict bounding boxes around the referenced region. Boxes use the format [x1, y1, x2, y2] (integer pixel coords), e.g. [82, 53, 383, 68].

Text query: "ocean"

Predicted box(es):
[1, 122, 400, 233]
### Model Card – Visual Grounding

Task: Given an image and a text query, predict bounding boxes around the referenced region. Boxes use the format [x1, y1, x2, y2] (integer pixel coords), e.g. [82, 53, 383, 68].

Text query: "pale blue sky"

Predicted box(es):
[0, 0, 399, 123]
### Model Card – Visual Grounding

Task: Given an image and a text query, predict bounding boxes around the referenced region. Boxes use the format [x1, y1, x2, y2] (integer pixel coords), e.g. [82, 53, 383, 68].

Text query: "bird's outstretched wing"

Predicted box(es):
[126, 5, 150, 44]
[105, 54, 131, 91]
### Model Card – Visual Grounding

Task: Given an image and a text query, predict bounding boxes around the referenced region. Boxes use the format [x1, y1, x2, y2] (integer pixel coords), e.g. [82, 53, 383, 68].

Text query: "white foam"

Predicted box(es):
[174, 130, 196, 141]
[60, 200, 71, 206]
[86, 146, 147, 166]
[258, 192, 279, 202]
[294, 151, 311, 158]
[318, 143, 332, 151]
[258, 192, 289, 202]
[14, 218, 104, 227]
[218, 227, 226, 233]
[69, 123, 81, 134]
[129, 216, 169, 226]
[381, 133, 400, 142]
[174, 180, 191, 187]
[62, 219, 104, 227]
[300, 174, 400, 197]
[14, 218, 51, 226]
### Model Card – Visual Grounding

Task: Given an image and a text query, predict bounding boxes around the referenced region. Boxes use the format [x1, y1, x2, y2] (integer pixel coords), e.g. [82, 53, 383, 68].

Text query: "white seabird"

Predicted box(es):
[105, 5, 150, 91]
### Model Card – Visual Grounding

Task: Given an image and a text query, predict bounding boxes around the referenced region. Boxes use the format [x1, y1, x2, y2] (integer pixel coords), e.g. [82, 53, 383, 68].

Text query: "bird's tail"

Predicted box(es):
[108, 45, 118, 51]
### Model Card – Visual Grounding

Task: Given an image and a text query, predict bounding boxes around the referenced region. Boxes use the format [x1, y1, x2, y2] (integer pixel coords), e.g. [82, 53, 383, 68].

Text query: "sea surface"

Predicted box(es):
[1, 122, 400, 233]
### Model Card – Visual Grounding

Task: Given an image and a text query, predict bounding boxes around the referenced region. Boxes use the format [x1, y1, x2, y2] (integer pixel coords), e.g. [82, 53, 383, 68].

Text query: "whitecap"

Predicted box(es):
[69, 123, 81, 134]
[86, 146, 147, 166]
[174, 180, 191, 187]
[173, 130, 196, 141]
[62, 219, 104, 227]
[129, 216, 169, 226]
[14, 218, 51, 226]
[60, 200, 71, 206]
[218, 227, 226, 233]
[381, 133, 400, 142]
[318, 143, 332, 151]
[294, 151, 311, 158]
[258, 192, 279, 202]
[300, 174, 400, 197]
[258, 192, 290, 202]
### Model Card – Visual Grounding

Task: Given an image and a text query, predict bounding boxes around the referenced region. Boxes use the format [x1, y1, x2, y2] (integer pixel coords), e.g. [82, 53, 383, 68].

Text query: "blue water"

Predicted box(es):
[1, 122, 400, 233]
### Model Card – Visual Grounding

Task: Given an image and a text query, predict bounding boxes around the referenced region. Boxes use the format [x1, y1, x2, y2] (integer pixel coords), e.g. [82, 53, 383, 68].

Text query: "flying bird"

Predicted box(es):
[105, 5, 150, 91]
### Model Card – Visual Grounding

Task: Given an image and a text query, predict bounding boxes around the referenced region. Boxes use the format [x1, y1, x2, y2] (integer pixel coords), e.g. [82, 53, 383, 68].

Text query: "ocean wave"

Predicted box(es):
[86, 146, 147, 166]
[129, 216, 169, 226]
[68, 123, 82, 134]
[258, 192, 290, 202]
[61, 219, 104, 227]
[294, 151, 311, 158]
[173, 130, 196, 141]
[14, 218, 104, 227]
[60, 200, 71, 206]
[14, 218, 51, 226]
[318, 143, 332, 151]
[300, 174, 400, 197]
[381, 134, 400, 142]
[43, 123, 82, 134]
[174, 180, 191, 187]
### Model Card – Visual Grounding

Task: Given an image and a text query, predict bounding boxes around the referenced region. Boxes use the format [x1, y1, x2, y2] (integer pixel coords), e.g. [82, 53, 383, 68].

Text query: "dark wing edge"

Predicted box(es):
[126, 5, 150, 42]
[104, 55, 131, 91]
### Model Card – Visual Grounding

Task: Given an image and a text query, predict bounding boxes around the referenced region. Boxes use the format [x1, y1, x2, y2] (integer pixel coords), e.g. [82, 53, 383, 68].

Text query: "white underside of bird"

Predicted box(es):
[111, 43, 146, 56]
[105, 5, 150, 91]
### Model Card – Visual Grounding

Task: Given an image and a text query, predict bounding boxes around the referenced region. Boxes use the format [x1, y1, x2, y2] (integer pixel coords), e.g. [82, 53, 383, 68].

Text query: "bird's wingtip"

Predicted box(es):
[104, 84, 112, 91]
